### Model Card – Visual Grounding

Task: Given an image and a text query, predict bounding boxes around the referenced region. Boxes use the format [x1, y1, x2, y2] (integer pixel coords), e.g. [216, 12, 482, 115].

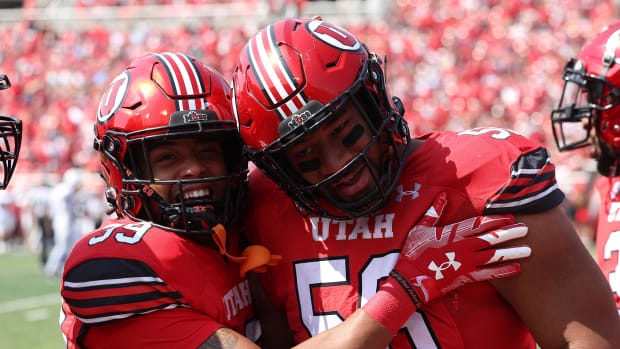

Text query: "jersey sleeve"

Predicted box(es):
[427, 129, 565, 216]
[81, 307, 223, 349]
[482, 146, 565, 215]
[61, 256, 188, 325]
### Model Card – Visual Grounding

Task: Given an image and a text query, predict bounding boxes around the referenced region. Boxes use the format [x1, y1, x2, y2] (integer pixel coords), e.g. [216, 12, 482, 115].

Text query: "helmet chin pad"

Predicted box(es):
[128, 178, 231, 236]
[163, 203, 220, 232]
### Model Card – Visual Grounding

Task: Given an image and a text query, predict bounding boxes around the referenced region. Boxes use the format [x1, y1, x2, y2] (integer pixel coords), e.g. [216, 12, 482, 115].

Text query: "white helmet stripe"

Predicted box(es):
[165, 52, 197, 110]
[248, 25, 309, 120]
[178, 53, 207, 110]
[247, 37, 282, 118]
[154, 52, 205, 111]
[266, 25, 308, 116]
[256, 28, 298, 112]
[153, 53, 182, 110]
[265, 25, 308, 112]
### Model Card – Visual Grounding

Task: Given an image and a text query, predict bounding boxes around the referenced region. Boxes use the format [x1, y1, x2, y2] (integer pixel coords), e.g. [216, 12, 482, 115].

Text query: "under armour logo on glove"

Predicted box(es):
[394, 183, 421, 202]
[428, 252, 462, 280]
[384, 192, 531, 308]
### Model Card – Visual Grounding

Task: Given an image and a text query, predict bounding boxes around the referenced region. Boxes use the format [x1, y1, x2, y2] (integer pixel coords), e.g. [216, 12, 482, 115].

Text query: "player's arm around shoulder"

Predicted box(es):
[491, 206, 620, 348]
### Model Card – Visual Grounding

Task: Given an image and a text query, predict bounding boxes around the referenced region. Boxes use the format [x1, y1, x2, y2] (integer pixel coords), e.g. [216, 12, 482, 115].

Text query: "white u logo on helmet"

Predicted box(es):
[306, 19, 361, 52]
[97, 71, 130, 124]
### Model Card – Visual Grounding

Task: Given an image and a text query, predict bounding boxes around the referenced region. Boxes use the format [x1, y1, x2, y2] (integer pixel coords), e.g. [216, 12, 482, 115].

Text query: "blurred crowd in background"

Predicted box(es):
[0, 0, 614, 276]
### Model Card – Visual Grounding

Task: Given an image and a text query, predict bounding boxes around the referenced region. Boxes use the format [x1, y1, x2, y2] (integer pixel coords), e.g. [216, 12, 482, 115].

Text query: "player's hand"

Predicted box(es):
[388, 192, 531, 307]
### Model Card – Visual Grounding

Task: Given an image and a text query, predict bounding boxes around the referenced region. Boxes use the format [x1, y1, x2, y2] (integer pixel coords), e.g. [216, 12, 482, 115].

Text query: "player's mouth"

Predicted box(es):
[176, 187, 213, 203]
[333, 163, 371, 198]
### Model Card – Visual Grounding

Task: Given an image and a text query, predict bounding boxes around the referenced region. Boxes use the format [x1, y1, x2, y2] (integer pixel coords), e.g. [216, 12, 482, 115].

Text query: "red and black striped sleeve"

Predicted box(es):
[483, 147, 565, 215]
[61, 257, 188, 325]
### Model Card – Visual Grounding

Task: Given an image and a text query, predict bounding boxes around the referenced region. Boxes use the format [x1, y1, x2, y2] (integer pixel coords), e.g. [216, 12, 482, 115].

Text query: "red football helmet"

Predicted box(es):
[232, 17, 410, 218]
[95, 52, 247, 235]
[551, 20, 620, 174]
[0, 74, 21, 190]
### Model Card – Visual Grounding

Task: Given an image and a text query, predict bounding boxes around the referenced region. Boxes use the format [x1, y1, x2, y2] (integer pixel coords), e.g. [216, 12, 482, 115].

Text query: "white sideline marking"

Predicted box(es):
[24, 308, 51, 322]
[0, 293, 60, 314]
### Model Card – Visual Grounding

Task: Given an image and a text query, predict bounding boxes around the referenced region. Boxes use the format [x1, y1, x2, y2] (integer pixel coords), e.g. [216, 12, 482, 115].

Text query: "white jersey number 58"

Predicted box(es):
[294, 253, 439, 348]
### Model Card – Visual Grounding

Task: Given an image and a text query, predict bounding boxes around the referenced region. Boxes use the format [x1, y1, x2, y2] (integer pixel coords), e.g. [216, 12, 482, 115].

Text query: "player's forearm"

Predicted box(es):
[292, 309, 393, 349]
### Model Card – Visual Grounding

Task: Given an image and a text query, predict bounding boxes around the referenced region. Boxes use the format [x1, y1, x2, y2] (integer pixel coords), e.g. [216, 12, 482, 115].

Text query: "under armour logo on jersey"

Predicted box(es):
[428, 252, 462, 280]
[394, 183, 421, 202]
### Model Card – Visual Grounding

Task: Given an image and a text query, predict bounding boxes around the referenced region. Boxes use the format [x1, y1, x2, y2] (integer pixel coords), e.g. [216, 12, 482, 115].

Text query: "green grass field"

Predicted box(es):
[0, 251, 65, 348]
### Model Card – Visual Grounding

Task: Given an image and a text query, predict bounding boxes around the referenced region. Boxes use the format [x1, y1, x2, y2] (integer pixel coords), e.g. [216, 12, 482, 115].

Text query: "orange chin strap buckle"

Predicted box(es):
[211, 224, 282, 278]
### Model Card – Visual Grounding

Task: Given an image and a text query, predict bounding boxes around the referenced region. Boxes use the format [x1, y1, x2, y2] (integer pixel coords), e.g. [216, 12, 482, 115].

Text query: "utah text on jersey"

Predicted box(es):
[223, 280, 251, 321]
[308, 213, 397, 241]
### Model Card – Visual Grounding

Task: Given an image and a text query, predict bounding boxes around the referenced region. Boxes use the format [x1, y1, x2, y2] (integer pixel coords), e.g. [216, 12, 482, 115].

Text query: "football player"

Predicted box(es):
[59, 51, 529, 349]
[551, 20, 620, 315]
[59, 52, 265, 348]
[0, 74, 22, 190]
[233, 17, 620, 348]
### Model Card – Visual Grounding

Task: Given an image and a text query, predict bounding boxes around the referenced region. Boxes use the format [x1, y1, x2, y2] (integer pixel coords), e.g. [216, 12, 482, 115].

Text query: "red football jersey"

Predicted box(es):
[594, 176, 620, 312]
[60, 217, 259, 349]
[246, 128, 564, 349]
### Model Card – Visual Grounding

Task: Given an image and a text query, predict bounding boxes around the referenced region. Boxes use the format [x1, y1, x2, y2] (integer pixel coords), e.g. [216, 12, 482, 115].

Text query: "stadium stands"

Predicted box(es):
[0, 0, 613, 252]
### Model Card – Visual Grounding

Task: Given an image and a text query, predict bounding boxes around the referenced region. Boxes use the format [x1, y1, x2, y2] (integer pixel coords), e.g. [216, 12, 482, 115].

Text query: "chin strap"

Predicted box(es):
[211, 224, 282, 278]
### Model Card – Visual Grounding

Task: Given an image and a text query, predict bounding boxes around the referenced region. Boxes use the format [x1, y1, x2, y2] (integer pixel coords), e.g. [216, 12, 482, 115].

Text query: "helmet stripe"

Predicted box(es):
[164, 52, 199, 110]
[153, 53, 182, 111]
[179, 53, 207, 110]
[247, 37, 285, 119]
[265, 24, 309, 115]
[255, 28, 296, 114]
[154, 52, 206, 111]
[268, 24, 298, 90]
[165, 53, 192, 110]
[247, 24, 310, 120]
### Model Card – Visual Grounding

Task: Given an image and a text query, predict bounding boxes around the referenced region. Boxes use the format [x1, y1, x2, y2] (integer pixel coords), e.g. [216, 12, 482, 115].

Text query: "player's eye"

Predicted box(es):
[298, 158, 321, 173]
[150, 149, 177, 165]
[199, 146, 218, 156]
[331, 120, 349, 136]
[297, 147, 313, 157]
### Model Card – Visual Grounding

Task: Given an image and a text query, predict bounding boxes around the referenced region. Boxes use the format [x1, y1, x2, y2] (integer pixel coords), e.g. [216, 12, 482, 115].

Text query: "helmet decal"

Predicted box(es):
[246, 24, 309, 120]
[604, 29, 620, 67]
[306, 19, 361, 52]
[153, 52, 208, 111]
[278, 100, 323, 136]
[97, 71, 130, 124]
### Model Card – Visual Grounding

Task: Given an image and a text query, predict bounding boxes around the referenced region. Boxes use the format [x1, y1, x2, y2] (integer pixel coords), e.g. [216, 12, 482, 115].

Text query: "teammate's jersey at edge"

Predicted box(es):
[595, 176, 620, 313]
[246, 128, 564, 349]
[60, 217, 257, 349]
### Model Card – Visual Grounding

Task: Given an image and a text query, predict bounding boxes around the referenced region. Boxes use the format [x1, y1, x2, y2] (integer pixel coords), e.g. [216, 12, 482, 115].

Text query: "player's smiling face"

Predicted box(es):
[144, 136, 228, 204]
[284, 102, 383, 203]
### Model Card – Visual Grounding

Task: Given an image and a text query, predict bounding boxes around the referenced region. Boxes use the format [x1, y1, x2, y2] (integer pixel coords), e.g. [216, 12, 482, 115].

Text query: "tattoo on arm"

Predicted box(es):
[197, 328, 239, 349]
